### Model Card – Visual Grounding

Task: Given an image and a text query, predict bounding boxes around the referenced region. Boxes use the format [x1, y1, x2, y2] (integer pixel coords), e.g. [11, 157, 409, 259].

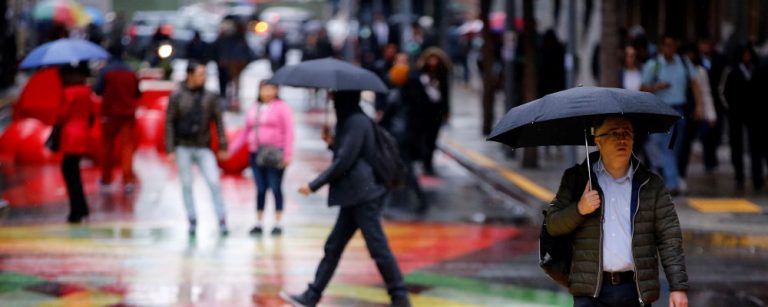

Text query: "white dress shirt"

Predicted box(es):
[594, 159, 635, 272]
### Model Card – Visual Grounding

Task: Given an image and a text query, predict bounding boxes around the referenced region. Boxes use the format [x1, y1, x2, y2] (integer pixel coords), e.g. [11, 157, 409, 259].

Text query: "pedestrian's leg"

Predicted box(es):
[651, 133, 679, 190]
[120, 119, 138, 186]
[677, 117, 697, 178]
[356, 198, 409, 304]
[308, 207, 358, 298]
[100, 119, 117, 185]
[423, 121, 441, 174]
[175, 147, 196, 223]
[729, 116, 745, 189]
[197, 148, 227, 226]
[250, 153, 268, 233]
[268, 167, 285, 232]
[746, 123, 764, 191]
[700, 121, 718, 172]
[62, 155, 88, 222]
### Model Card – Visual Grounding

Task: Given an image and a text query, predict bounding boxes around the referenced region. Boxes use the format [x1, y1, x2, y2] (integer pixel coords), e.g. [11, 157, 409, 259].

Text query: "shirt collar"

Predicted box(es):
[594, 158, 633, 183]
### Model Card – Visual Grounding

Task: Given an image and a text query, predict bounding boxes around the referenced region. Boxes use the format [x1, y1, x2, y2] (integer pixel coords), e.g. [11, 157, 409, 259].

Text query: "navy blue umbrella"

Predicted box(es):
[269, 57, 388, 93]
[487, 86, 680, 148]
[19, 38, 109, 69]
[487, 86, 681, 186]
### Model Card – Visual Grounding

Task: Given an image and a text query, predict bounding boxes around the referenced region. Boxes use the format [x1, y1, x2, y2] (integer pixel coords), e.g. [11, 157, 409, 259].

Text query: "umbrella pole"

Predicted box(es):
[584, 128, 592, 191]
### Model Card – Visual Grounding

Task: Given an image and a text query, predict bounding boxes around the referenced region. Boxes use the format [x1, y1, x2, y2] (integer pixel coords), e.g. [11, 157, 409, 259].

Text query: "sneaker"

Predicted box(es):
[279, 290, 318, 307]
[249, 226, 263, 235]
[271, 227, 282, 235]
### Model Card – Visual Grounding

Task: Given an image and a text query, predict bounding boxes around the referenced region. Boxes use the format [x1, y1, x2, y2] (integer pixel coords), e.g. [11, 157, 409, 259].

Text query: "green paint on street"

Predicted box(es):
[405, 271, 572, 306]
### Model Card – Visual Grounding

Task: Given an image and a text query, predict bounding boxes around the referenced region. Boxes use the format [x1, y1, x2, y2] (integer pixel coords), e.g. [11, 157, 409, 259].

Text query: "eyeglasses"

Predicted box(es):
[594, 130, 634, 141]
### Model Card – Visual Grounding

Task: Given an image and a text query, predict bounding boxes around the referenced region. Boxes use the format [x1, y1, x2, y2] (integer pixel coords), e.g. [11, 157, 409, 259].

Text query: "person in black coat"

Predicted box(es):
[721, 42, 767, 192]
[404, 47, 452, 175]
[283, 91, 411, 307]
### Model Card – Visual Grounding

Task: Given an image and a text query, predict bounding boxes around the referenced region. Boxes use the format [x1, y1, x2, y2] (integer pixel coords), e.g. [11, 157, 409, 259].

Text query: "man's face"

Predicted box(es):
[188, 65, 206, 88]
[594, 117, 634, 167]
[660, 37, 677, 58]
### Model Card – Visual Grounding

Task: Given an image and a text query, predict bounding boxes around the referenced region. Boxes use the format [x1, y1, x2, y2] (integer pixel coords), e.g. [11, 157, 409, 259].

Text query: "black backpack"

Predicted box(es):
[367, 119, 409, 189]
[539, 210, 573, 287]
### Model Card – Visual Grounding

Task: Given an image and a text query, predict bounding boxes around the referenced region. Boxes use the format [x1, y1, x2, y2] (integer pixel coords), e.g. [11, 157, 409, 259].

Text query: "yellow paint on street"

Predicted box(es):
[443, 139, 555, 202]
[499, 170, 555, 202]
[688, 198, 762, 213]
[444, 139, 499, 168]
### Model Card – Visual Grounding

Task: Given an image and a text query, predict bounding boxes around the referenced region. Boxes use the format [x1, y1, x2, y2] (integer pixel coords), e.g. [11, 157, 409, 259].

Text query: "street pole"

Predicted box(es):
[503, 0, 516, 111]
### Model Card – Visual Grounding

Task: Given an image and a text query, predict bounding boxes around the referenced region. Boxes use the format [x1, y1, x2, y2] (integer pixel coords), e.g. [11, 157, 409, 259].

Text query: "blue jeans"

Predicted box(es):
[645, 105, 686, 189]
[175, 146, 226, 222]
[249, 153, 285, 212]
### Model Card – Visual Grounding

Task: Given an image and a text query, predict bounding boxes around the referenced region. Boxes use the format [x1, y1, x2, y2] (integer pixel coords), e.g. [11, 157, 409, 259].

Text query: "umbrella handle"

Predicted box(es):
[584, 128, 592, 191]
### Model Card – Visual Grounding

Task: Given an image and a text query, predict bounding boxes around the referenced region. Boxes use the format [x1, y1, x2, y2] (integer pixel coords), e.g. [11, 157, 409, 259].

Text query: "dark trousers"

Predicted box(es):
[249, 153, 285, 212]
[419, 117, 442, 173]
[729, 114, 765, 190]
[62, 155, 89, 220]
[308, 197, 407, 299]
[573, 281, 647, 307]
[700, 118, 723, 172]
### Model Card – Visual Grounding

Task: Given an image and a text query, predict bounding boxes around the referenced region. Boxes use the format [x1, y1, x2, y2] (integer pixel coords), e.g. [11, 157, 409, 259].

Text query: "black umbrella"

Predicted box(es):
[269, 57, 388, 93]
[487, 86, 681, 186]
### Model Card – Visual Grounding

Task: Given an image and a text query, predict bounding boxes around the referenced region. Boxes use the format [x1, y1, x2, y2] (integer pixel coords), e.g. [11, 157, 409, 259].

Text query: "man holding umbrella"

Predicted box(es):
[487, 87, 688, 307]
[546, 115, 688, 307]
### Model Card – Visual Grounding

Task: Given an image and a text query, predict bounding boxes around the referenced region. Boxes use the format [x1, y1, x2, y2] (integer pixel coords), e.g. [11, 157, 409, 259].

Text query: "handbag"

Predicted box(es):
[256, 145, 284, 168]
[45, 123, 62, 152]
[253, 104, 284, 169]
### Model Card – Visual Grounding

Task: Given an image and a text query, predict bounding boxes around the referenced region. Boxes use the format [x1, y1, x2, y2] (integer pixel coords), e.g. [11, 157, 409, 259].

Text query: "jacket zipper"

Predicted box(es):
[593, 185, 605, 298]
[631, 177, 650, 305]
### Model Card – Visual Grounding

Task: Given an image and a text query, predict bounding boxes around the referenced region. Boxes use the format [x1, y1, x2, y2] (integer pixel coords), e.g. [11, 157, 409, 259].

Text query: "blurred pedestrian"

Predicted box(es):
[681, 44, 718, 175]
[57, 63, 97, 223]
[640, 35, 700, 195]
[185, 31, 208, 63]
[546, 115, 688, 307]
[404, 47, 451, 175]
[697, 38, 727, 173]
[93, 44, 140, 193]
[380, 62, 428, 213]
[720, 42, 767, 192]
[267, 29, 288, 73]
[234, 80, 294, 235]
[538, 29, 566, 97]
[282, 91, 411, 307]
[213, 20, 254, 112]
[165, 61, 230, 237]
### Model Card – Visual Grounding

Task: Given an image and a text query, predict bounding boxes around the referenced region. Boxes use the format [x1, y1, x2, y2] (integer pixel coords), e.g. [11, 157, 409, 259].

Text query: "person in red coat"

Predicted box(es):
[58, 64, 97, 223]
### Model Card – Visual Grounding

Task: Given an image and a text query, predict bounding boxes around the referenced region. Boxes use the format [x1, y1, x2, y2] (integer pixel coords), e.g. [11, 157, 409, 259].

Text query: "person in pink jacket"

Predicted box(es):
[234, 80, 294, 235]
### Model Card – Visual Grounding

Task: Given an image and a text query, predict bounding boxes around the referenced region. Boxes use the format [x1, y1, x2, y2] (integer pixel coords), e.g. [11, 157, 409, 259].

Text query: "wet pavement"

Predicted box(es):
[1, 58, 768, 306]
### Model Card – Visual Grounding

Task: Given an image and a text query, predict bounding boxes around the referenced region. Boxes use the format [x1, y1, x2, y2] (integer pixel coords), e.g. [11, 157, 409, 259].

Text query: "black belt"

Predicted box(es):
[603, 271, 635, 285]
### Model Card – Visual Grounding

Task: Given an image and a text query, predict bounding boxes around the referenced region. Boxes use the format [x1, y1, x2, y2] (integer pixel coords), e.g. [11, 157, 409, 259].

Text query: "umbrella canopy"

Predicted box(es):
[20, 38, 109, 69]
[83, 6, 105, 26]
[269, 57, 388, 93]
[487, 86, 681, 148]
[33, 0, 91, 28]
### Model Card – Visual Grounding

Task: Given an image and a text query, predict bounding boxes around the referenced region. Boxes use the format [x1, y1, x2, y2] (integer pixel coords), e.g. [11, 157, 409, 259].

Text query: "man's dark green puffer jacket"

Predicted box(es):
[546, 153, 688, 305]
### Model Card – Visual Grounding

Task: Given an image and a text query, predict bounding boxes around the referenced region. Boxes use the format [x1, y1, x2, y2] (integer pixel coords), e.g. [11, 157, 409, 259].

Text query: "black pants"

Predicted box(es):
[729, 115, 765, 190]
[62, 155, 89, 220]
[573, 281, 647, 307]
[419, 117, 443, 173]
[308, 196, 407, 299]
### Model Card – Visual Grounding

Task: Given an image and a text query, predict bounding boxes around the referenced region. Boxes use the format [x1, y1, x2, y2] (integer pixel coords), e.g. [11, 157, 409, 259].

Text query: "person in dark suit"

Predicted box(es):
[281, 91, 411, 307]
[267, 29, 288, 73]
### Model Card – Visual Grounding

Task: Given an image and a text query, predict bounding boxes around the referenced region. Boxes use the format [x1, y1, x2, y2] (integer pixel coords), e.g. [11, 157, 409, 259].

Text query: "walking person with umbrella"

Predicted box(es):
[488, 87, 688, 307]
[282, 91, 411, 307]
[269, 58, 410, 307]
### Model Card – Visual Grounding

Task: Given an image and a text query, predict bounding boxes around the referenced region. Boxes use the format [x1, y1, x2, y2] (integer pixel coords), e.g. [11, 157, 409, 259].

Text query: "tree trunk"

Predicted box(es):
[480, 0, 497, 135]
[521, 0, 539, 169]
[599, 0, 620, 87]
